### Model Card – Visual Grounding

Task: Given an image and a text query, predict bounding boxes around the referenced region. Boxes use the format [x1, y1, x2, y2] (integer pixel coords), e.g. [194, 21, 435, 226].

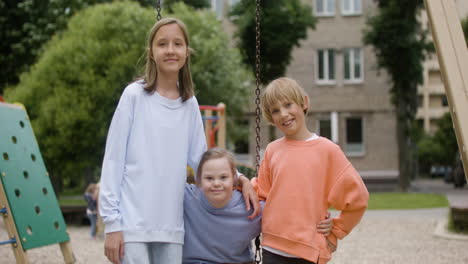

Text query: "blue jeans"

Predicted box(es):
[122, 242, 182, 264]
[86, 213, 97, 238]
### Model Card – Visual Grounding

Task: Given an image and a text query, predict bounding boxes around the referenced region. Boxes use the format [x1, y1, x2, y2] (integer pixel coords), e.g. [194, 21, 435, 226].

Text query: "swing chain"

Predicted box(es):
[156, 0, 162, 21]
[254, 1, 262, 264]
[254, 0, 261, 178]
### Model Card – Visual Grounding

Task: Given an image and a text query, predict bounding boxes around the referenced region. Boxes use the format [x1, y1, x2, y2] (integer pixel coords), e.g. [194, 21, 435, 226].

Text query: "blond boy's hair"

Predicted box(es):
[261, 77, 309, 124]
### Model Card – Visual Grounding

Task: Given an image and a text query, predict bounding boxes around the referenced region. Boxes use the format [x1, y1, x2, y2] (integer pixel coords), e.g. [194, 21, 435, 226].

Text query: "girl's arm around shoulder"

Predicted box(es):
[237, 175, 261, 219]
[254, 146, 273, 202]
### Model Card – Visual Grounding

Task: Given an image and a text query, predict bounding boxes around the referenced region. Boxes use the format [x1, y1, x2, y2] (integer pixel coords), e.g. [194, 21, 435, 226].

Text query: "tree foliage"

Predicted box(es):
[0, 0, 156, 94]
[5, 2, 251, 192]
[163, 0, 209, 11]
[417, 113, 458, 172]
[364, 0, 431, 190]
[0, 0, 106, 93]
[230, 0, 317, 84]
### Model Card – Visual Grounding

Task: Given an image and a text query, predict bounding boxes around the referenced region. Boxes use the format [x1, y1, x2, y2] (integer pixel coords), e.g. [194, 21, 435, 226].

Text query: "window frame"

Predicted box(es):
[344, 116, 365, 156]
[341, 0, 362, 16]
[317, 118, 332, 140]
[316, 48, 336, 85]
[315, 0, 336, 17]
[343, 47, 364, 84]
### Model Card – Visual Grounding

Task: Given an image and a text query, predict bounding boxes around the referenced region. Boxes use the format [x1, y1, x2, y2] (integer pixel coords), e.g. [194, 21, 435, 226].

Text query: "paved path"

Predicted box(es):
[330, 208, 468, 264]
[1, 179, 467, 263]
[329, 179, 468, 264]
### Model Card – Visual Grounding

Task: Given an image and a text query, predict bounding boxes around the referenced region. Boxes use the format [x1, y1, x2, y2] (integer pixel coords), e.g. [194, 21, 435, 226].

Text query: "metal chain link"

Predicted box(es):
[254, 0, 261, 179]
[254, 1, 262, 264]
[156, 0, 162, 21]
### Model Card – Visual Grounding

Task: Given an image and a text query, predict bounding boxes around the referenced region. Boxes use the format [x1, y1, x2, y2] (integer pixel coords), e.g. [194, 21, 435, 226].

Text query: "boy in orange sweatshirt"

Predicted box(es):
[255, 77, 369, 264]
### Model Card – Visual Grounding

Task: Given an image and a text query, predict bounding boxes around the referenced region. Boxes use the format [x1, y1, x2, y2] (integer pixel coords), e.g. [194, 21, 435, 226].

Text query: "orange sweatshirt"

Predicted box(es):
[254, 137, 369, 264]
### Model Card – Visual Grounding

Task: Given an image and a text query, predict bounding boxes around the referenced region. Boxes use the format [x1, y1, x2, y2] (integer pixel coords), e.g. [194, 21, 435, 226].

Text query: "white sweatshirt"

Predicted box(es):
[99, 81, 207, 244]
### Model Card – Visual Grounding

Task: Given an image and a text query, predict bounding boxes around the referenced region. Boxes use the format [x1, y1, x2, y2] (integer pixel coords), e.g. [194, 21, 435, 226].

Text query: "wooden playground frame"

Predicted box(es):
[425, 0, 468, 182]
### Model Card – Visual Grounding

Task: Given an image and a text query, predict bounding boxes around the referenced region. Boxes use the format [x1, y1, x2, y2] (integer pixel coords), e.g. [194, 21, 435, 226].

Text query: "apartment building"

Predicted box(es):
[283, 0, 399, 180]
[212, 0, 399, 181]
[417, 0, 468, 134]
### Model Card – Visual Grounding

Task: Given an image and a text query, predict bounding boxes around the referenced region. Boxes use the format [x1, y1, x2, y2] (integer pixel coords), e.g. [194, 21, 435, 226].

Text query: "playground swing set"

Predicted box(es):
[1, 0, 467, 263]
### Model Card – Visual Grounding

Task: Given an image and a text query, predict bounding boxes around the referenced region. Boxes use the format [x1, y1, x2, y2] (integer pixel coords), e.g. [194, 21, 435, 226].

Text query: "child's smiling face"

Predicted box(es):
[200, 157, 235, 208]
[269, 98, 310, 140]
[151, 23, 188, 75]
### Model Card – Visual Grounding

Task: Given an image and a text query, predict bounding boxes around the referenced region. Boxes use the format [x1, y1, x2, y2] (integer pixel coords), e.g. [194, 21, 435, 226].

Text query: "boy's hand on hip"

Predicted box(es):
[104, 231, 124, 264]
[316, 212, 333, 236]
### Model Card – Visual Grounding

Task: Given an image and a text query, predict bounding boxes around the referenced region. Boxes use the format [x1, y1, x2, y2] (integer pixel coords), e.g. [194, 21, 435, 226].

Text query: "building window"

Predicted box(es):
[318, 119, 332, 140]
[344, 48, 363, 83]
[442, 95, 449, 107]
[315, 0, 335, 16]
[211, 0, 224, 19]
[317, 49, 335, 84]
[345, 117, 364, 155]
[342, 0, 362, 15]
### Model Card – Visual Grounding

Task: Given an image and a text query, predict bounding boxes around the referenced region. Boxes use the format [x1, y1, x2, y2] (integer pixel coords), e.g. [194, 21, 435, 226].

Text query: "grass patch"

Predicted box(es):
[368, 192, 448, 210]
[58, 193, 449, 209]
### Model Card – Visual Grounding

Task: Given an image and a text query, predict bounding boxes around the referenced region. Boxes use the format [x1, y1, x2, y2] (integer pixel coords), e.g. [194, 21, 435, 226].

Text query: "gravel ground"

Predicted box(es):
[329, 208, 468, 264]
[2, 207, 468, 264]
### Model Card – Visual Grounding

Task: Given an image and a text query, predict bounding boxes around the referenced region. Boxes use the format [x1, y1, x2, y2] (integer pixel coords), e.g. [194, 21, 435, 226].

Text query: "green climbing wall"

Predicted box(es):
[0, 103, 69, 250]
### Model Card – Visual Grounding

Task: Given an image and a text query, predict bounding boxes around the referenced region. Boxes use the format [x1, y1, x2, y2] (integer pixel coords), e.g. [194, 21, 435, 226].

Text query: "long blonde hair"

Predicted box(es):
[142, 17, 194, 102]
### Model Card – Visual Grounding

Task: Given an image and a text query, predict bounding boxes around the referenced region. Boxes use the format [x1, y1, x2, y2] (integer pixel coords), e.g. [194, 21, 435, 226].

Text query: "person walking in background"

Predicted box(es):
[84, 183, 98, 239]
[256, 77, 369, 264]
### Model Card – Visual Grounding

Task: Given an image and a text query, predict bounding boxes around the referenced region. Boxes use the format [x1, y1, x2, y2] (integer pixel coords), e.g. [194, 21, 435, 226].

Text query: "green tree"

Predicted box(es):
[0, 0, 109, 94]
[163, 0, 209, 11]
[364, 0, 431, 190]
[5, 2, 251, 193]
[417, 112, 458, 174]
[432, 112, 458, 165]
[230, 0, 317, 84]
[0, 0, 157, 94]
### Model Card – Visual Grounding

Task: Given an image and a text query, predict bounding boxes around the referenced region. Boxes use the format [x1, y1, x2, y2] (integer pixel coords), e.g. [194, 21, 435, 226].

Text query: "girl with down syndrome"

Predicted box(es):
[182, 147, 334, 264]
